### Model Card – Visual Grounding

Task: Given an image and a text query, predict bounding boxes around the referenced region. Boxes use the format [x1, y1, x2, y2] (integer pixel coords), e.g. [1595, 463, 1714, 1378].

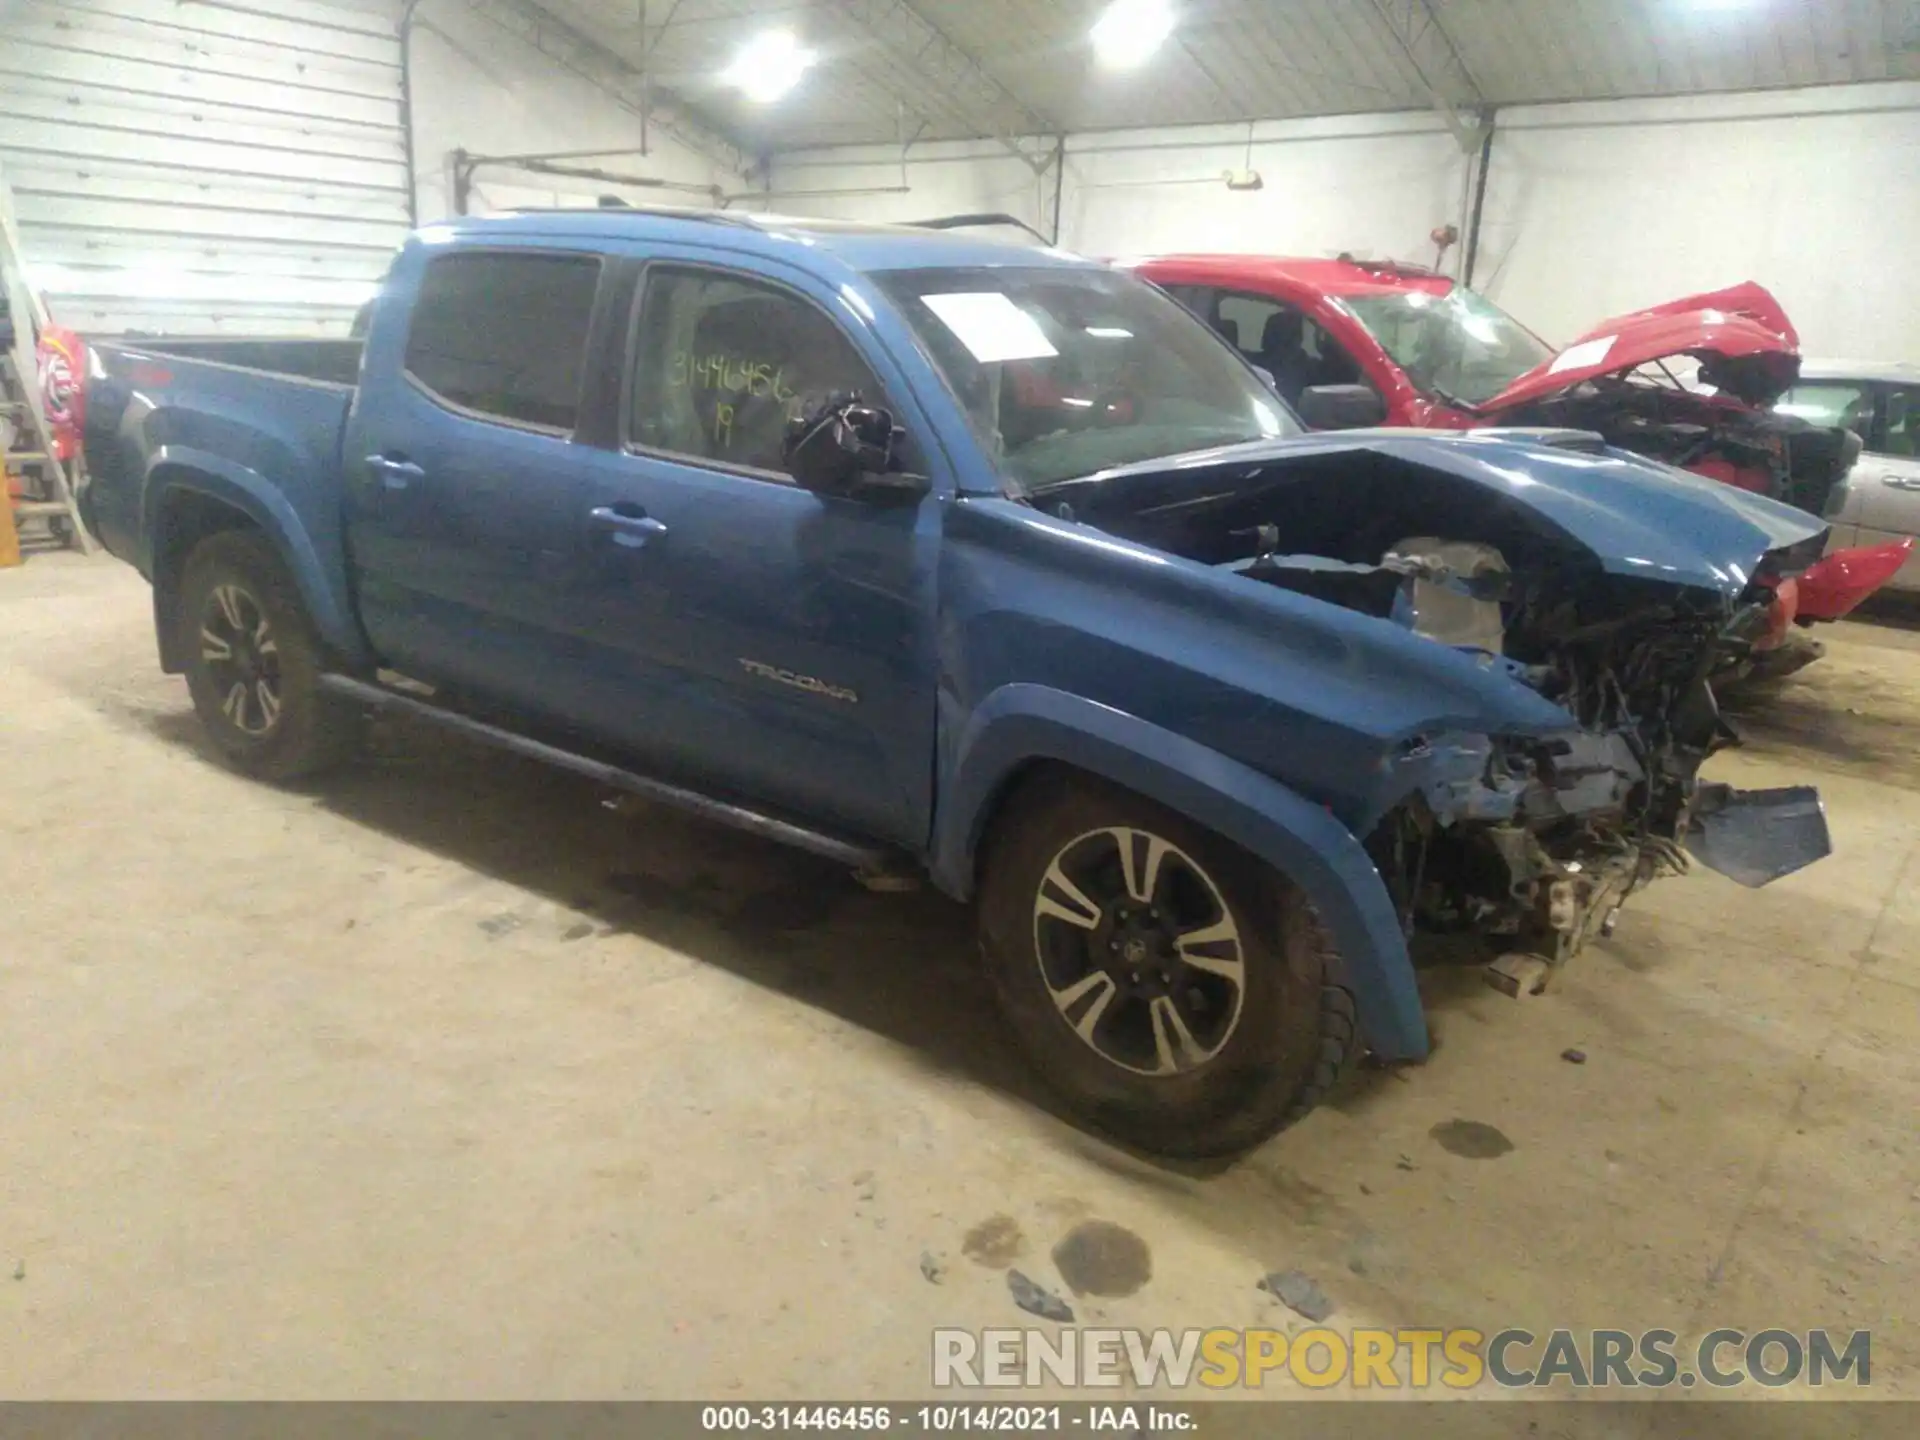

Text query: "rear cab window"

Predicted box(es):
[404, 251, 603, 433]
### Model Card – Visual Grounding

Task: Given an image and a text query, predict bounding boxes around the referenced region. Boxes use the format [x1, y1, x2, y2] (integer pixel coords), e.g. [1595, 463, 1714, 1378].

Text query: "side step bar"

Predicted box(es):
[318, 673, 897, 872]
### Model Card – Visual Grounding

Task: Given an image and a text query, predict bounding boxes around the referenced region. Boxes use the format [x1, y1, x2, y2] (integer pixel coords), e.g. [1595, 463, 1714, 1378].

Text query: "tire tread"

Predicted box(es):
[176, 529, 356, 781]
[978, 771, 1363, 1157]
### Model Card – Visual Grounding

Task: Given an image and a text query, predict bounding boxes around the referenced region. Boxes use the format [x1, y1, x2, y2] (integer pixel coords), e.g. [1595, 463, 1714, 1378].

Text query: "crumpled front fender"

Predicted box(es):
[933, 683, 1431, 1063]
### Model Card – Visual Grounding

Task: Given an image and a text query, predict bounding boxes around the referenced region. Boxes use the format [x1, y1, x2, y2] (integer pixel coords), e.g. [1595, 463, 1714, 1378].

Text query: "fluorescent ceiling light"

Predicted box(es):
[721, 29, 815, 103]
[1092, 0, 1177, 70]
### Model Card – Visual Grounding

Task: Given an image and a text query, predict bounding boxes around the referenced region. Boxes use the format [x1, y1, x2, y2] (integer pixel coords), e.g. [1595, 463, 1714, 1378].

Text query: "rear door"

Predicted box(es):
[344, 245, 609, 715]
[1777, 379, 1875, 545]
[1854, 381, 1920, 589]
[558, 255, 946, 847]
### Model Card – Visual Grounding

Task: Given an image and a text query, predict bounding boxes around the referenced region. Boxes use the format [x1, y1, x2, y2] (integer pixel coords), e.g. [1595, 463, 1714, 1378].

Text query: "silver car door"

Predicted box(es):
[1851, 383, 1920, 591]
[1779, 379, 1871, 543]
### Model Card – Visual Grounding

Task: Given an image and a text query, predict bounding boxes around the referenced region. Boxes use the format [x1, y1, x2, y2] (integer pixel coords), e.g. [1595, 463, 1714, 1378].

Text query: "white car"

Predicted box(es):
[1778, 360, 1920, 593]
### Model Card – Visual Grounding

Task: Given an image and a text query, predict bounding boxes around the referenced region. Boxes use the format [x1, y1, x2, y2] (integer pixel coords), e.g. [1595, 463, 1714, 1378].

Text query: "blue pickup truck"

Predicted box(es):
[81, 209, 1831, 1155]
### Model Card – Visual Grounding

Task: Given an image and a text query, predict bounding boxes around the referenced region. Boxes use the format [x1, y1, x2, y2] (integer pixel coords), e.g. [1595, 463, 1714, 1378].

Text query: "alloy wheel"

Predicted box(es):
[198, 583, 283, 737]
[1030, 826, 1247, 1077]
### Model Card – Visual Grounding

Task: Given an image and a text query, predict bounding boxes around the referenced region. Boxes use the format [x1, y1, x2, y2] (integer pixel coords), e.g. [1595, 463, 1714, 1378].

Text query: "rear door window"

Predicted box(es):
[1876, 385, 1919, 458]
[404, 252, 602, 433]
[1778, 381, 1873, 441]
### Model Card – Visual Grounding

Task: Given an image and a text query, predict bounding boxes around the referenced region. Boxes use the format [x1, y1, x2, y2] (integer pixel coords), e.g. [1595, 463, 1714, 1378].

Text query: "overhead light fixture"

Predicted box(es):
[720, 29, 815, 103]
[1091, 0, 1177, 70]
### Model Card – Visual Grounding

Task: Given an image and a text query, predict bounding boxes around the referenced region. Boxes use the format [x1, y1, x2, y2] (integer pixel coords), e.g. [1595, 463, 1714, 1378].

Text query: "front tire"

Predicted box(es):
[176, 530, 357, 781]
[979, 774, 1356, 1157]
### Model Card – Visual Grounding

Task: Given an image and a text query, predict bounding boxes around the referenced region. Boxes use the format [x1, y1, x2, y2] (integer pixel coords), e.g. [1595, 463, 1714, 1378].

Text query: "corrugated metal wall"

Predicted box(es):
[0, 0, 410, 337]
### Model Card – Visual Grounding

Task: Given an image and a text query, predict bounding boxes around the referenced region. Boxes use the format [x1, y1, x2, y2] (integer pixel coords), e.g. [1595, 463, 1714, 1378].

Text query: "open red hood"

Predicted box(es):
[1481, 282, 1802, 414]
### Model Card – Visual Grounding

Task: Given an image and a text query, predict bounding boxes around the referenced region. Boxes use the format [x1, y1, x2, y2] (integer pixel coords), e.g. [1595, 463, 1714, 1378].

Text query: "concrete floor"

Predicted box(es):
[2, 553, 1915, 1419]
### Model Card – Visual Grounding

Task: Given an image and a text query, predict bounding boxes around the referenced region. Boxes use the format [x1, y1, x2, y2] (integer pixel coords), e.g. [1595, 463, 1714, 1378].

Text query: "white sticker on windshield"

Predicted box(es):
[1549, 334, 1617, 374]
[920, 292, 1059, 363]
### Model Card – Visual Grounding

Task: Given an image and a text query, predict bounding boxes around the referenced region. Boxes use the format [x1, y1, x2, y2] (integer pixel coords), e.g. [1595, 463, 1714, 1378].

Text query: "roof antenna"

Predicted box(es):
[597, 195, 631, 208]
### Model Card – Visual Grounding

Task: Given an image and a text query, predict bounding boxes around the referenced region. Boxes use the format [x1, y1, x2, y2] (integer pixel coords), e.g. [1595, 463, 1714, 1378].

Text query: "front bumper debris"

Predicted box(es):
[1481, 781, 1826, 999]
[1686, 783, 1832, 888]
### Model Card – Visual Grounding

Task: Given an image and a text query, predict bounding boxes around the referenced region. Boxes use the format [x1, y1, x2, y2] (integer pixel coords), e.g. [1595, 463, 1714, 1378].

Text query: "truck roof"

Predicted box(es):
[1121, 253, 1454, 298]
[421, 207, 1093, 275]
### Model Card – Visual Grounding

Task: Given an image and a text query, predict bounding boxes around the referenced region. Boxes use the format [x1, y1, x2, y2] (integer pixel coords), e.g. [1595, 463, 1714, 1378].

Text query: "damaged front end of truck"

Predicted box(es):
[1355, 563, 1825, 990]
[1034, 429, 1834, 985]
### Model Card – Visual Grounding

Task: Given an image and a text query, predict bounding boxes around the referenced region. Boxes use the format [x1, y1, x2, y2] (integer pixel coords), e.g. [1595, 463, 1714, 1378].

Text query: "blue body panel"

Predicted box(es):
[82, 354, 373, 667]
[932, 497, 1579, 842]
[78, 209, 1830, 1067]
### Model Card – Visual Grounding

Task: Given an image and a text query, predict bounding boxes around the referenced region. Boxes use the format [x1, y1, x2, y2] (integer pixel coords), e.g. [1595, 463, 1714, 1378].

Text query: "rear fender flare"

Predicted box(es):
[144, 446, 369, 669]
[933, 683, 1429, 1062]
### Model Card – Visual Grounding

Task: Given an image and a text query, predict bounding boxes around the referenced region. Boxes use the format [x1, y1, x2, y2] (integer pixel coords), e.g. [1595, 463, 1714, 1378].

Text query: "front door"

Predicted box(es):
[344, 246, 608, 718]
[562, 258, 944, 848]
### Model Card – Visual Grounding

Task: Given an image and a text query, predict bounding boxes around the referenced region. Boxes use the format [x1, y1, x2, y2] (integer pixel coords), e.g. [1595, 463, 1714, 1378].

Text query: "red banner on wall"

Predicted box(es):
[38, 324, 85, 463]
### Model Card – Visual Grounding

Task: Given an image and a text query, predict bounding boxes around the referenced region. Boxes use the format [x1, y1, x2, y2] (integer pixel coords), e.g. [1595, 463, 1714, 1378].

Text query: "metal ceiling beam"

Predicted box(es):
[1363, 0, 1489, 150]
[460, 0, 754, 176]
[640, 0, 687, 61]
[823, 0, 1063, 171]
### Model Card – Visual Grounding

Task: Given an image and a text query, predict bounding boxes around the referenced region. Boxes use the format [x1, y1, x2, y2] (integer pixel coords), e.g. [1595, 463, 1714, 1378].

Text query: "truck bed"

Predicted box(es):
[107, 337, 363, 388]
[81, 338, 360, 643]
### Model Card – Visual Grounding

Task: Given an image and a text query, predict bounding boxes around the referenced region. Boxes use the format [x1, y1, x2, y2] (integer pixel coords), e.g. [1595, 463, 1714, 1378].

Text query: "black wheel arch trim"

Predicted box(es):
[933, 682, 1428, 1063]
[143, 452, 374, 675]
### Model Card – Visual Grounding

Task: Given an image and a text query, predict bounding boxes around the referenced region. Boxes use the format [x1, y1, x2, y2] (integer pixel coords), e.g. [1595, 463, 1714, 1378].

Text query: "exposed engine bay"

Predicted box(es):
[1499, 372, 1861, 520]
[1040, 438, 1833, 973]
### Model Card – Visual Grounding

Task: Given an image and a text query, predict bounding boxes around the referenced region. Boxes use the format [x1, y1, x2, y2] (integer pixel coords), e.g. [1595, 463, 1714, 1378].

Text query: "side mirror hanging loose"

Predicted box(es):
[783, 393, 923, 499]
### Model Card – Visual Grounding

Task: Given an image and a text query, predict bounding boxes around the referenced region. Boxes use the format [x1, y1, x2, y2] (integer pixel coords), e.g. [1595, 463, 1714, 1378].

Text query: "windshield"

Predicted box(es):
[1340, 286, 1553, 407]
[875, 266, 1297, 492]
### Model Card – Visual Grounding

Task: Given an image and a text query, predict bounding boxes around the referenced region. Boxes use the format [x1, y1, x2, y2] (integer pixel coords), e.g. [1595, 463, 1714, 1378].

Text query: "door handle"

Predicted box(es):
[590, 505, 669, 549]
[364, 454, 425, 491]
[1879, 474, 1920, 491]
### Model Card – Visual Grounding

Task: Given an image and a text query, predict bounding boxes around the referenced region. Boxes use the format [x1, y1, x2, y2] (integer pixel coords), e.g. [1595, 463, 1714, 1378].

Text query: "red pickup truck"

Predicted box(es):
[1128, 255, 1910, 633]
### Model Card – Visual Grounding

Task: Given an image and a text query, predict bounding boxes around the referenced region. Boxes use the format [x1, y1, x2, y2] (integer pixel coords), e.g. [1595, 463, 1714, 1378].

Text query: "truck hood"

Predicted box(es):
[1479, 282, 1802, 414]
[1039, 429, 1828, 597]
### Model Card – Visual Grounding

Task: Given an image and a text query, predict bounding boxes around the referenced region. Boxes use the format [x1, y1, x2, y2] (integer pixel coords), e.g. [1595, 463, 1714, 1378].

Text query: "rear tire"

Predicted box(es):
[979, 773, 1356, 1158]
[176, 530, 357, 781]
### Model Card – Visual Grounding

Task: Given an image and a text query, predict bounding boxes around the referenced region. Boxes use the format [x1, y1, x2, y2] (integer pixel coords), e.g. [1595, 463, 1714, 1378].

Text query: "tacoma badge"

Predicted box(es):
[738, 658, 859, 705]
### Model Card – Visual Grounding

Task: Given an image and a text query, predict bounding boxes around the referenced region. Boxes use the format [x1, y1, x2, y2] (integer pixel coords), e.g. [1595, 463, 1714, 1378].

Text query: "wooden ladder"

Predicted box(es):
[1, 155, 91, 559]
